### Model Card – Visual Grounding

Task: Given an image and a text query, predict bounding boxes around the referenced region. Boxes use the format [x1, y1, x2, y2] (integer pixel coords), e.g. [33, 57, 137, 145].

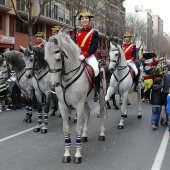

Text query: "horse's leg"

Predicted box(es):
[137, 83, 142, 119]
[73, 103, 84, 164]
[33, 92, 43, 132]
[105, 86, 114, 102]
[82, 102, 90, 142]
[50, 93, 58, 117]
[99, 98, 105, 141]
[60, 102, 71, 163]
[23, 98, 30, 122]
[41, 93, 51, 134]
[26, 98, 33, 123]
[118, 92, 128, 129]
[112, 94, 119, 110]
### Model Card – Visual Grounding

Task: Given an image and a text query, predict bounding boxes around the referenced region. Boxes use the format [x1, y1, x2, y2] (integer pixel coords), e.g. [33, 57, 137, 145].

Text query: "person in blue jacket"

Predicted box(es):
[166, 88, 170, 135]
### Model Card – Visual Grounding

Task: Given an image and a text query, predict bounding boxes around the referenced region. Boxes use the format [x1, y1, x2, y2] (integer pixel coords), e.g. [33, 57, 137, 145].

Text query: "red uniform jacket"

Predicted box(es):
[122, 43, 136, 61]
[75, 26, 98, 59]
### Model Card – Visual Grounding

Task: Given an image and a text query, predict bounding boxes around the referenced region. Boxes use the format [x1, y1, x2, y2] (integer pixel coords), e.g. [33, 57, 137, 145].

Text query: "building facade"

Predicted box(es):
[0, 0, 125, 57]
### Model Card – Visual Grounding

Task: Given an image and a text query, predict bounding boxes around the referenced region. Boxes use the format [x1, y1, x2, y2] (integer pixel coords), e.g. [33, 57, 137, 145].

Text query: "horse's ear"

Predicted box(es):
[54, 38, 58, 45]
[20, 45, 26, 52]
[110, 41, 113, 48]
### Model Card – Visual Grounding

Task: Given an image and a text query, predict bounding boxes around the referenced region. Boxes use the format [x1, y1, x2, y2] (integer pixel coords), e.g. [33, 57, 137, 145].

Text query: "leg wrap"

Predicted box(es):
[44, 114, 48, 125]
[26, 106, 29, 112]
[76, 135, 82, 148]
[65, 134, 71, 148]
[38, 113, 42, 125]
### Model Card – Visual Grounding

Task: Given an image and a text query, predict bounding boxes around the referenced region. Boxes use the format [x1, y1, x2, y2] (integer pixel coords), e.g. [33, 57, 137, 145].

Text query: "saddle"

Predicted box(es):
[85, 64, 103, 88]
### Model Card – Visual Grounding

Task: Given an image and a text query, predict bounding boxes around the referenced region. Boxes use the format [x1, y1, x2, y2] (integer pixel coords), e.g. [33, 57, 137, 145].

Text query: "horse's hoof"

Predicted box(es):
[33, 127, 40, 132]
[41, 129, 48, 134]
[119, 102, 122, 105]
[62, 156, 71, 163]
[73, 119, 77, 123]
[99, 136, 105, 141]
[124, 115, 127, 118]
[59, 114, 62, 118]
[69, 117, 71, 121]
[114, 105, 119, 110]
[118, 125, 124, 129]
[81, 137, 88, 142]
[107, 105, 111, 109]
[26, 119, 32, 123]
[127, 102, 131, 105]
[73, 157, 81, 164]
[138, 115, 142, 119]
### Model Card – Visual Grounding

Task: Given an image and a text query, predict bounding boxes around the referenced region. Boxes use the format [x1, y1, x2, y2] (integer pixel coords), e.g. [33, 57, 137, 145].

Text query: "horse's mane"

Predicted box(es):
[1, 51, 25, 71]
[47, 29, 81, 58]
[32, 46, 48, 69]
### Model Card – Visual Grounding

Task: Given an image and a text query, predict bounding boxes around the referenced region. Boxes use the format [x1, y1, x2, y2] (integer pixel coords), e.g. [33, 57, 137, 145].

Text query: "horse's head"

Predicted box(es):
[108, 42, 122, 73]
[45, 30, 81, 87]
[21, 45, 34, 79]
[45, 36, 63, 86]
[0, 54, 9, 79]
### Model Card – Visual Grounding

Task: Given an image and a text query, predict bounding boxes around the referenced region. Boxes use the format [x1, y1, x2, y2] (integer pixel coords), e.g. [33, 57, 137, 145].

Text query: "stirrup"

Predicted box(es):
[94, 92, 100, 102]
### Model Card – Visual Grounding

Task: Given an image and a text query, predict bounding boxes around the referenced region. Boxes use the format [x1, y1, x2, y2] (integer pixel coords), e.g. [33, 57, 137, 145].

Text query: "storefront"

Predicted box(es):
[0, 35, 14, 52]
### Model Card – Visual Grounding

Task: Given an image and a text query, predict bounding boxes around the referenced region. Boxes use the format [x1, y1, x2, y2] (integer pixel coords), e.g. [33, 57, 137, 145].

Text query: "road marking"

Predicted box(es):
[151, 128, 169, 170]
[0, 127, 35, 143]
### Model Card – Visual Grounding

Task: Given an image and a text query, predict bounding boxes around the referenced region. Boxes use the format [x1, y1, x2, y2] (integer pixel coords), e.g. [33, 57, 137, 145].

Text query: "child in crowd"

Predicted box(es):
[166, 88, 170, 135]
[150, 77, 163, 130]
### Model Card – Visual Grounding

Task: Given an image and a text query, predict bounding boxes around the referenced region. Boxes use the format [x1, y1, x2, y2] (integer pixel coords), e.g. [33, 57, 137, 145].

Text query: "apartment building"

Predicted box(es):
[0, 0, 125, 57]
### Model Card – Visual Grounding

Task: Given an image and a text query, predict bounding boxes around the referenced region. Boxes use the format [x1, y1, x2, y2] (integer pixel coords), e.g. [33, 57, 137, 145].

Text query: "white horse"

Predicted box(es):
[44, 30, 106, 164]
[0, 51, 34, 123]
[105, 42, 142, 129]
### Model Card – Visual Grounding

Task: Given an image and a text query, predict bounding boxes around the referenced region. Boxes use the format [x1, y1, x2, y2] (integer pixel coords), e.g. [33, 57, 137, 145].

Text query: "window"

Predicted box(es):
[16, 0, 26, 11]
[0, 0, 5, 5]
[16, 19, 37, 35]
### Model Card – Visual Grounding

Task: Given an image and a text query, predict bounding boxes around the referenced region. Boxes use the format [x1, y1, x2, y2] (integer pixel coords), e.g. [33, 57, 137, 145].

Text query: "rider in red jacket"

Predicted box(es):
[75, 12, 100, 102]
[122, 33, 139, 92]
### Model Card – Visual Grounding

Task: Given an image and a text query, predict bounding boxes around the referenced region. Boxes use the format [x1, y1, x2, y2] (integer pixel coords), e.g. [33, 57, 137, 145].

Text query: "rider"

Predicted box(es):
[75, 12, 100, 102]
[122, 33, 139, 92]
[51, 26, 61, 35]
[35, 32, 45, 48]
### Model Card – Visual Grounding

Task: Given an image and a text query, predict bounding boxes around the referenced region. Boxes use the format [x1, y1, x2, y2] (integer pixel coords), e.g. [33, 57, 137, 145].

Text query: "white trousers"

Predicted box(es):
[85, 54, 99, 77]
[127, 61, 138, 75]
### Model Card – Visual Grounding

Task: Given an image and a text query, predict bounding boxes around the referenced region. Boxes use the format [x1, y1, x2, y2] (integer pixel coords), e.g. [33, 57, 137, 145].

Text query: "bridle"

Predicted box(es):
[49, 48, 86, 108]
[109, 48, 130, 94]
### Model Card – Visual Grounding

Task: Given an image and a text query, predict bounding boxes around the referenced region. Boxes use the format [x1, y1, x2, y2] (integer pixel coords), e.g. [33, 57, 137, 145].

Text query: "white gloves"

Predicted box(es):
[10, 77, 16, 82]
[78, 55, 85, 61]
[126, 59, 132, 63]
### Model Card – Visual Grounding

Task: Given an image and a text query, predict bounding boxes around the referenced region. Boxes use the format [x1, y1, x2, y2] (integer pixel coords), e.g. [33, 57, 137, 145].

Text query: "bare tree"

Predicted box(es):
[11, 0, 52, 46]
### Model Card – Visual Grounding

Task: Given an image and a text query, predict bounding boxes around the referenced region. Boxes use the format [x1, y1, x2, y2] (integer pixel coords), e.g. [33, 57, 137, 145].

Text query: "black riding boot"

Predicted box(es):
[134, 74, 139, 92]
[94, 74, 100, 102]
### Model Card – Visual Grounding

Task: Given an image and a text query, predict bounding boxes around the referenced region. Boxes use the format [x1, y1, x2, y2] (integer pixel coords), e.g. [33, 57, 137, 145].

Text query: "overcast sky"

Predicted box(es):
[123, 0, 170, 34]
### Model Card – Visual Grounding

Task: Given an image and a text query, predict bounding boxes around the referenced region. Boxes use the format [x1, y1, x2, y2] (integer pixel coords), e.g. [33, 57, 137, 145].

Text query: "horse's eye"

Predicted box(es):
[54, 50, 60, 54]
[56, 59, 61, 62]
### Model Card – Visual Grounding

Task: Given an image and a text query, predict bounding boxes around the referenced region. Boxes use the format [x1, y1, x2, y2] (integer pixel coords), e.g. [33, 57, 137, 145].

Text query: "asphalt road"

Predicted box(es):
[0, 97, 169, 170]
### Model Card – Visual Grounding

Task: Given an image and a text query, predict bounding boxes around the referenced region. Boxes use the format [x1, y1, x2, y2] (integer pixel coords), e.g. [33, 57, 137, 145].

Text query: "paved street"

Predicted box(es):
[0, 97, 169, 170]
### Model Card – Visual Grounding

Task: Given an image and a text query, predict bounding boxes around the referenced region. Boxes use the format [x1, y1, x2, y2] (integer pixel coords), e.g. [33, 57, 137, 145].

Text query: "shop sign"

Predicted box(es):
[0, 35, 15, 44]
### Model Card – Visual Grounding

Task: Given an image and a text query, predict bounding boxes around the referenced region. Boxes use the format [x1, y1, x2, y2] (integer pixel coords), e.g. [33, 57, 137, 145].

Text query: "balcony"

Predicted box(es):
[0, 0, 12, 12]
